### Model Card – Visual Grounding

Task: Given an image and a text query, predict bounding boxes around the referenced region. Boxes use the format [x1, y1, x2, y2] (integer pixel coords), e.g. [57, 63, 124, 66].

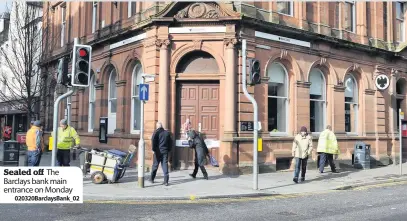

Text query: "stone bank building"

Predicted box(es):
[41, 1, 407, 174]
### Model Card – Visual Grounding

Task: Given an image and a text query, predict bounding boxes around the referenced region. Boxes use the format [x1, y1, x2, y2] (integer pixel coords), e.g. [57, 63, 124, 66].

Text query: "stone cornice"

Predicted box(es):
[95, 84, 104, 90]
[296, 81, 311, 88]
[156, 39, 171, 49]
[333, 85, 346, 92]
[364, 89, 376, 95]
[116, 80, 127, 87]
[224, 38, 238, 49]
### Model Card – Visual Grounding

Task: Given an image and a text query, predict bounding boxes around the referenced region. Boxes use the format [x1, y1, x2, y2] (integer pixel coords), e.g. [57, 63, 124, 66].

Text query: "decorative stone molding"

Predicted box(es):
[280, 49, 288, 60]
[155, 39, 171, 49]
[95, 84, 104, 90]
[224, 38, 238, 49]
[391, 68, 399, 76]
[296, 81, 311, 88]
[333, 85, 346, 92]
[116, 80, 127, 87]
[364, 89, 376, 95]
[175, 3, 226, 19]
[319, 57, 327, 66]
[351, 63, 359, 72]
[193, 40, 203, 50]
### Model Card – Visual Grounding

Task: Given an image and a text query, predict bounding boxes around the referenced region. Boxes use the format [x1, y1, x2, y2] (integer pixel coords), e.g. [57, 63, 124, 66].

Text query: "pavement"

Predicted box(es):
[1, 182, 407, 220]
[2, 141, 407, 201]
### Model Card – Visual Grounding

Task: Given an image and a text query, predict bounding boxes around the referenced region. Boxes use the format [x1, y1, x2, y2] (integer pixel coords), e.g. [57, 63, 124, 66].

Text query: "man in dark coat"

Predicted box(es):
[188, 130, 209, 180]
[149, 122, 172, 186]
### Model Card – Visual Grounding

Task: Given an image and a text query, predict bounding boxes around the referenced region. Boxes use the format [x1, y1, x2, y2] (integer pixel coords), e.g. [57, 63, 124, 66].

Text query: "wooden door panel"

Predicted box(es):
[198, 85, 219, 140]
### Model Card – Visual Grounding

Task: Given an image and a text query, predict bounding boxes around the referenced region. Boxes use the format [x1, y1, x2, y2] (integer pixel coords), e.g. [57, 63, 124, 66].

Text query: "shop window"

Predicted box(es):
[108, 69, 117, 114]
[267, 62, 288, 135]
[309, 68, 326, 133]
[344, 74, 358, 134]
[131, 62, 142, 133]
[396, 2, 406, 43]
[277, 1, 293, 16]
[88, 74, 96, 132]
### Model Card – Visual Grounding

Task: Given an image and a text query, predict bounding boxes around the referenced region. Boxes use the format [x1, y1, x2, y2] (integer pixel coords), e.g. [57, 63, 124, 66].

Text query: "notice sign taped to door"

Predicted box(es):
[0, 167, 83, 204]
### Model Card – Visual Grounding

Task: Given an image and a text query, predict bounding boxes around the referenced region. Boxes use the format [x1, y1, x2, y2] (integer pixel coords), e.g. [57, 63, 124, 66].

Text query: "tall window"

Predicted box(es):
[309, 69, 326, 133]
[128, 1, 137, 18]
[277, 1, 293, 16]
[267, 62, 289, 134]
[60, 6, 66, 47]
[344, 74, 358, 134]
[92, 2, 97, 33]
[396, 2, 405, 42]
[396, 79, 405, 130]
[131, 63, 142, 133]
[383, 2, 388, 41]
[344, 1, 356, 32]
[88, 75, 96, 132]
[108, 70, 117, 114]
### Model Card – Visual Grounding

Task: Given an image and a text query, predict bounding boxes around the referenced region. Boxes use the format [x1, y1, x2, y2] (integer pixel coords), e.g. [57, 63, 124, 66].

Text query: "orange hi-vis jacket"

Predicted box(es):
[26, 126, 42, 151]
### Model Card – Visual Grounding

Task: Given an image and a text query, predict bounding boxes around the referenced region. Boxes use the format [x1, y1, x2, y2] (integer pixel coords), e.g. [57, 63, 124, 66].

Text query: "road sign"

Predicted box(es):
[375, 74, 390, 90]
[139, 84, 149, 101]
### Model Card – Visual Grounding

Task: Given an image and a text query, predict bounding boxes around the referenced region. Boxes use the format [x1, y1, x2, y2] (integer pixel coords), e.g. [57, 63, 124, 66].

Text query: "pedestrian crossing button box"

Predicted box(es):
[99, 117, 108, 144]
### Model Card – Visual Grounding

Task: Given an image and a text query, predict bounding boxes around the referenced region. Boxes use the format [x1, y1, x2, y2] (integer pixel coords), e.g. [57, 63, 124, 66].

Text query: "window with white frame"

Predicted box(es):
[396, 2, 405, 42]
[344, 74, 358, 134]
[92, 2, 97, 33]
[344, 1, 356, 32]
[108, 70, 117, 114]
[277, 1, 293, 16]
[60, 6, 66, 47]
[309, 68, 326, 133]
[267, 62, 289, 134]
[131, 63, 142, 133]
[128, 1, 137, 18]
[88, 74, 96, 132]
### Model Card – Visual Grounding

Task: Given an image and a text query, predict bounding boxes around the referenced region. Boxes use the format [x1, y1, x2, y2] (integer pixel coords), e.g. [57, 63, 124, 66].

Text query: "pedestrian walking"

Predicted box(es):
[317, 125, 339, 173]
[149, 122, 172, 186]
[26, 120, 43, 166]
[292, 126, 313, 183]
[188, 130, 209, 180]
[56, 119, 80, 167]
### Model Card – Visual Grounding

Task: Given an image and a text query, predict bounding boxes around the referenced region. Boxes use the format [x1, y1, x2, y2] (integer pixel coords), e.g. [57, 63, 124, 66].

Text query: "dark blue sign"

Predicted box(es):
[139, 84, 149, 101]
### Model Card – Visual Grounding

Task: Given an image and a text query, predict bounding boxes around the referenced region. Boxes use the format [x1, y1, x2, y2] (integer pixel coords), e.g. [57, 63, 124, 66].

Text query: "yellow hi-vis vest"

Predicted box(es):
[56, 126, 80, 150]
[317, 129, 340, 155]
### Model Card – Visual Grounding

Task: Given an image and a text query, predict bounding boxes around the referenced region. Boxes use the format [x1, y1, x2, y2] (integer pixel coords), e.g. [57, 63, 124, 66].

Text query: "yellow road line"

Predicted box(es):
[353, 180, 407, 191]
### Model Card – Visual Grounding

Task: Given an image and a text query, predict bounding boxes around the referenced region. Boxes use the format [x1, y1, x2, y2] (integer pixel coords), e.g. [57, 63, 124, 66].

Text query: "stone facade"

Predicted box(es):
[41, 2, 407, 174]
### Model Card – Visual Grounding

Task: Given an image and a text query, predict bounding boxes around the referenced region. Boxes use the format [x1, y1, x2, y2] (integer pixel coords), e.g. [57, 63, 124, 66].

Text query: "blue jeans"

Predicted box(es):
[319, 153, 336, 173]
[27, 150, 42, 167]
[294, 157, 308, 178]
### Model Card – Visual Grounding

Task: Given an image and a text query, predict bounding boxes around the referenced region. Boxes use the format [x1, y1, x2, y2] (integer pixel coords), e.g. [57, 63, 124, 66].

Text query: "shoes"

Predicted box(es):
[203, 176, 209, 180]
[300, 177, 305, 182]
[148, 179, 154, 184]
[293, 177, 298, 184]
[189, 174, 196, 179]
[319, 171, 324, 174]
[163, 182, 169, 186]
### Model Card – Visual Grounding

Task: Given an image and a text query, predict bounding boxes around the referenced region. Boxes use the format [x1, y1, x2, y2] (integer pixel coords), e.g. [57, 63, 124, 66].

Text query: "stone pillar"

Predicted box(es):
[295, 81, 311, 134]
[223, 38, 238, 136]
[115, 80, 127, 134]
[94, 84, 104, 132]
[332, 85, 346, 134]
[157, 39, 170, 129]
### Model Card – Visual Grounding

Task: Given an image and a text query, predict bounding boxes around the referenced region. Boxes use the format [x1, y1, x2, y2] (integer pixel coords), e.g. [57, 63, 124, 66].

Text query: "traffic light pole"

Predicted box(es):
[241, 39, 259, 190]
[51, 89, 75, 166]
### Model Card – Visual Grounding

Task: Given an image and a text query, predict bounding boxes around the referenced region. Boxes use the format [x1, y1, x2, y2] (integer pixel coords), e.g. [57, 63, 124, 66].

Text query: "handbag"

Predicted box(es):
[209, 155, 219, 167]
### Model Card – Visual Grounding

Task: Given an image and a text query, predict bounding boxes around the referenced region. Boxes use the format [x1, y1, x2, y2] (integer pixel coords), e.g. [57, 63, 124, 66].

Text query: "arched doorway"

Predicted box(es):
[174, 50, 220, 168]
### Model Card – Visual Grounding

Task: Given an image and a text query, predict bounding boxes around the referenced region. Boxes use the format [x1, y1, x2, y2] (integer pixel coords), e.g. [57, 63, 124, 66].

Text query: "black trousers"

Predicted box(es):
[319, 153, 336, 173]
[57, 149, 71, 166]
[151, 152, 169, 182]
[294, 157, 308, 178]
[192, 152, 208, 178]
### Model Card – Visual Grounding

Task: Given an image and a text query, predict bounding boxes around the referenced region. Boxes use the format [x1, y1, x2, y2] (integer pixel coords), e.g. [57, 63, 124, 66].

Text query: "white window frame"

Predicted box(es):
[60, 6, 66, 47]
[276, 1, 294, 17]
[344, 1, 356, 33]
[128, 1, 136, 18]
[92, 1, 97, 33]
[88, 75, 96, 132]
[344, 74, 358, 136]
[396, 2, 405, 42]
[130, 63, 142, 134]
[268, 62, 289, 137]
[108, 70, 117, 114]
[309, 68, 327, 135]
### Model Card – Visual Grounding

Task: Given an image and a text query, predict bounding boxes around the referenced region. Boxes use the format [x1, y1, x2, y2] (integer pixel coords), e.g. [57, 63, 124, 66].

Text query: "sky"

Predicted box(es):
[0, 0, 12, 14]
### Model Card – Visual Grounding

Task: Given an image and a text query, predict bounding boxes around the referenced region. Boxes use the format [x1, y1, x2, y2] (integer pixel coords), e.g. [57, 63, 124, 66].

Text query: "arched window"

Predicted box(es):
[108, 69, 117, 134]
[309, 68, 326, 132]
[131, 63, 143, 133]
[344, 74, 358, 133]
[267, 62, 289, 134]
[88, 74, 96, 132]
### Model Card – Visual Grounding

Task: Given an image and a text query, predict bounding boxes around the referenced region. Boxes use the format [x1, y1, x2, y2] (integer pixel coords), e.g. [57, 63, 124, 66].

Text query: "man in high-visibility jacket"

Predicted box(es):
[317, 125, 339, 173]
[26, 120, 43, 166]
[56, 119, 80, 166]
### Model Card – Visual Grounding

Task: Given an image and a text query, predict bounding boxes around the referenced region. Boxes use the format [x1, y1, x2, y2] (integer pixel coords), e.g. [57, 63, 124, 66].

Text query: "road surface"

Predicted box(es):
[1, 182, 407, 221]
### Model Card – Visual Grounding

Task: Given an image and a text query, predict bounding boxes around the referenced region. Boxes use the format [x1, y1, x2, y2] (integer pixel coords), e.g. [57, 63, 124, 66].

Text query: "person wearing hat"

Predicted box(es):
[56, 119, 80, 166]
[292, 126, 313, 183]
[26, 120, 43, 166]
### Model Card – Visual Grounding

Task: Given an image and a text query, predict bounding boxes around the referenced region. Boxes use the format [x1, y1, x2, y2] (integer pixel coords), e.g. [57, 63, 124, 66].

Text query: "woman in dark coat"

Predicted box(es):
[188, 130, 209, 180]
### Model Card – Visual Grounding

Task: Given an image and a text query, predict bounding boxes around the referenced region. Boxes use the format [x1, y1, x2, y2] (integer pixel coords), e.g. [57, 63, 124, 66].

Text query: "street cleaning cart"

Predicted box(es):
[81, 145, 136, 184]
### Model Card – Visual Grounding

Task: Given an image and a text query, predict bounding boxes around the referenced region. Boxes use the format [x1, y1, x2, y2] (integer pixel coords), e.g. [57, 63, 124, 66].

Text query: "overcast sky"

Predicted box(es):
[0, 1, 12, 14]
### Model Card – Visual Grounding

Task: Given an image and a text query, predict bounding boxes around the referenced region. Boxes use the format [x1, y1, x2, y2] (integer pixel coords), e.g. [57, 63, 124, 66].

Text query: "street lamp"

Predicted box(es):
[138, 73, 155, 188]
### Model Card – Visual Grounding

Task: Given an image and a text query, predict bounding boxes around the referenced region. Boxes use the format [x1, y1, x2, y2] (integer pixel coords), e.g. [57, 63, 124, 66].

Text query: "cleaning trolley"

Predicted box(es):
[79, 145, 136, 184]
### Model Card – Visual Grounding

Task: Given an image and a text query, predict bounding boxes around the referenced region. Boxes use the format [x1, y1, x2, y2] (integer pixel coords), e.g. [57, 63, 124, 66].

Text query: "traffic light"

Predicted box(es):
[248, 58, 261, 85]
[72, 44, 92, 87]
[57, 57, 70, 86]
